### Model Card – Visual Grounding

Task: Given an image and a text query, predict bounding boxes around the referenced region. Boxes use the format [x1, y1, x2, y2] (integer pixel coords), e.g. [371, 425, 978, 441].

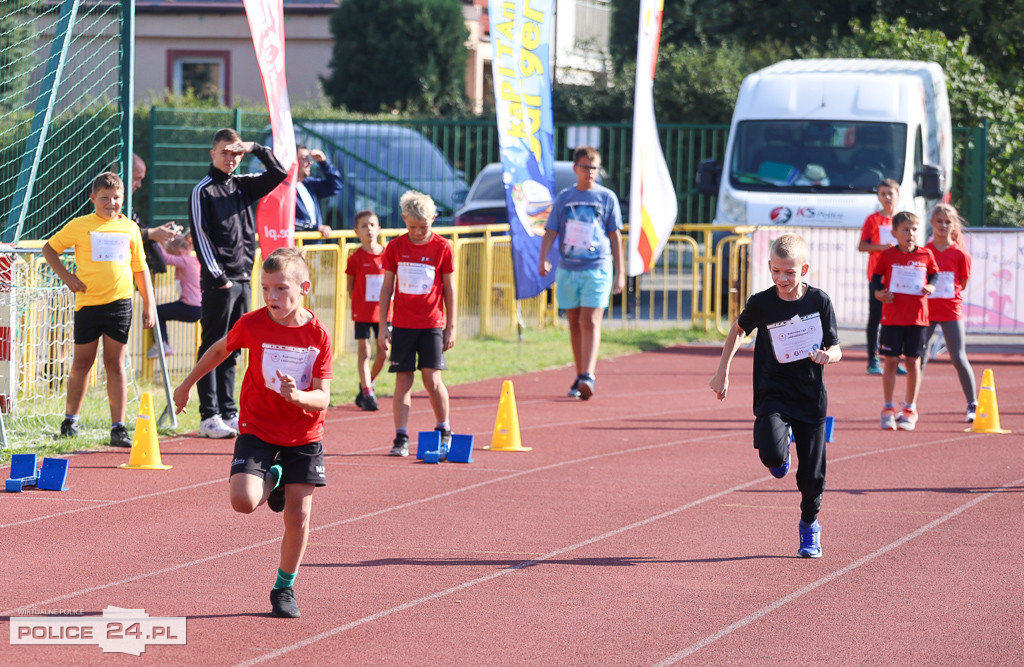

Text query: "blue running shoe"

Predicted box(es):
[798, 520, 822, 558]
[769, 441, 791, 479]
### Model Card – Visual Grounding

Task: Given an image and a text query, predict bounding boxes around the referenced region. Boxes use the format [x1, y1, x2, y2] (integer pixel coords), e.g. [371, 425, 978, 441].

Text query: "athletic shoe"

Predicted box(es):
[769, 442, 791, 479]
[198, 415, 235, 439]
[361, 393, 379, 412]
[567, 377, 581, 399]
[147, 342, 174, 359]
[897, 407, 919, 431]
[578, 373, 595, 401]
[110, 425, 132, 448]
[59, 418, 79, 438]
[435, 427, 452, 461]
[798, 520, 822, 558]
[965, 403, 977, 423]
[270, 586, 300, 618]
[389, 433, 409, 457]
[266, 464, 285, 513]
[223, 414, 239, 435]
[880, 407, 897, 431]
[354, 388, 364, 408]
[866, 358, 882, 375]
[896, 363, 908, 376]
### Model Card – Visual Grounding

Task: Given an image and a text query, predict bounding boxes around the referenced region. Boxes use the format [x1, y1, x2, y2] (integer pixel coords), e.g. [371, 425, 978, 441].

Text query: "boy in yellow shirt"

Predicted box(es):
[43, 172, 156, 447]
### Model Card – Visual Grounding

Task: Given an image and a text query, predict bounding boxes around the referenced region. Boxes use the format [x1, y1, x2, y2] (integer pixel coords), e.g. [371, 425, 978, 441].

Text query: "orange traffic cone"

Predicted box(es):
[485, 380, 531, 451]
[119, 392, 173, 469]
[967, 369, 1010, 434]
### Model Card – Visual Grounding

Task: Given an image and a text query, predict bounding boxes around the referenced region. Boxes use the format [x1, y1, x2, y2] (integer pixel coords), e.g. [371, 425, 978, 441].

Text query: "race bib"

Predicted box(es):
[364, 274, 383, 302]
[767, 313, 823, 364]
[261, 344, 319, 393]
[889, 264, 926, 295]
[90, 232, 130, 262]
[563, 218, 593, 250]
[397, 262, 435, 295]
[928, 271, 956, 299]
[877, 225, 896, 246]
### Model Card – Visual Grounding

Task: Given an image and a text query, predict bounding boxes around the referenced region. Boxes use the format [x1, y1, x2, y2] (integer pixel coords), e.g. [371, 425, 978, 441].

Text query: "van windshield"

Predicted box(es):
[729, 121, 907, 193]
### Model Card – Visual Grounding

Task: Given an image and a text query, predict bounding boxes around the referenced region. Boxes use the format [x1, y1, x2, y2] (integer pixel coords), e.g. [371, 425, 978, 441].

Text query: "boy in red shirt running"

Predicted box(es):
[378, 191, 456, 457]
[345, 210, 391, 411]
[174, 248, 333, 619]
[873, 212, 939, 431]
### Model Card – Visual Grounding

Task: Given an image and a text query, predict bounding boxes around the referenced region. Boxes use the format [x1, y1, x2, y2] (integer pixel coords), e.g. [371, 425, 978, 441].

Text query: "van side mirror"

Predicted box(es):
[914, 164, 944, 200]
[696, 159, 721, 196]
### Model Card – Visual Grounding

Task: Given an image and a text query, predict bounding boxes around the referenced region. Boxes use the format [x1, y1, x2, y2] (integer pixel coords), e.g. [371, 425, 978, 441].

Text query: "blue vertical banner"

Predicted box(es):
[491, 0, 557, 300]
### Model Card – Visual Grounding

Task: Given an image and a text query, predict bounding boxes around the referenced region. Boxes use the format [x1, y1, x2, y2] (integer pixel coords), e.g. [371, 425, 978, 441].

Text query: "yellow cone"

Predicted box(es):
[967, 369, 1010, 434]
[119, 392, 173, 469]
[485, 380, 531, 451]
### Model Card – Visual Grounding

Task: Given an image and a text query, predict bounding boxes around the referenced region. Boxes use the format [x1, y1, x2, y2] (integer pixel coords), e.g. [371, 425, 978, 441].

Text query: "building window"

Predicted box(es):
[574, 0, 610, 54]
[167, 50, 230, 104]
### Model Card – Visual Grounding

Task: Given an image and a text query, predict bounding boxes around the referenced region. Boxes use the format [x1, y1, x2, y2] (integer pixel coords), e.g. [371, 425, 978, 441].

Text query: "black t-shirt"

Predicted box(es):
[736, 285, 839, 422]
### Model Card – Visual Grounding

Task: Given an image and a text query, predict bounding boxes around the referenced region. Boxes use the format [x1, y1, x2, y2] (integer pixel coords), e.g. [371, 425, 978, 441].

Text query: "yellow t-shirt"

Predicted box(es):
[47, 213, 145, 310]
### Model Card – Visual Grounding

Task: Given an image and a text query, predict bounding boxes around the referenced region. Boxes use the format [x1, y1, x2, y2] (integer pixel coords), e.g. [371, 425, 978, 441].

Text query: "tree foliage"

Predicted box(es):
[0, 0, 38, 113]
[322, 0, 468, 115]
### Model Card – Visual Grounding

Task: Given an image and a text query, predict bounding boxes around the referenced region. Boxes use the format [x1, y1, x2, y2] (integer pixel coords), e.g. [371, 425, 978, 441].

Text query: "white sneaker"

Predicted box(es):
[198, 415, 235, 439]
[146, 342, 174, 358]
[223, 414, 239, 434]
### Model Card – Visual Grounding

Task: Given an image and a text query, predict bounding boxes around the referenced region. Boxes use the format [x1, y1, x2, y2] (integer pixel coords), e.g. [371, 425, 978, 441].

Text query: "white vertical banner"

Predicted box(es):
[243, 0, 297, 254]
[627, 0, 677, 277]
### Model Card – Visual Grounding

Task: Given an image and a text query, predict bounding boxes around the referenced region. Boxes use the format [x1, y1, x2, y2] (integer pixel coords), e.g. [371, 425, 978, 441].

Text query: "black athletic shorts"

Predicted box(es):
[879, 324, 928, 359]
[354, 321, 380, 340]
[388, 327, 446, 373]
[230, 433, 326, 486]
[73, 298, 133, 345]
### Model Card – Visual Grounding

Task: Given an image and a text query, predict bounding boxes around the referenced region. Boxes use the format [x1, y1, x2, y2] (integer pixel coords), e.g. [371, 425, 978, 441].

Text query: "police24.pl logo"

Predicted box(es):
[10, 606, 186, 656]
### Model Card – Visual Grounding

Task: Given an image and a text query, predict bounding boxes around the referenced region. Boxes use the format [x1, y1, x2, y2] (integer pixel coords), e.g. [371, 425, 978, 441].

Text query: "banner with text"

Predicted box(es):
[244, 0, 297, 255]
[491, 0, 557, 299]
[627, 0, 677, 277]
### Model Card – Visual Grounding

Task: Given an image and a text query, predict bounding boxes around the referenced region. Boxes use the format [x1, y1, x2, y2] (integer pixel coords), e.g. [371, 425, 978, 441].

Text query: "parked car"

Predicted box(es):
[255, 122, 469, 228]
[454, 161, 622, 227]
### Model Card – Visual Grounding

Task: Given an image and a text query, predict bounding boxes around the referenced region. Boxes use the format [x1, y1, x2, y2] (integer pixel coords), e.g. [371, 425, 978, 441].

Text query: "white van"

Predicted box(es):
[697, 59, 953, 229]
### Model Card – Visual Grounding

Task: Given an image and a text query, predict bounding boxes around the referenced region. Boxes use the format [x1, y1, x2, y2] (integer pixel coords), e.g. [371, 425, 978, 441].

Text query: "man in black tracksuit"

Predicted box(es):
[189, 128, 287, 438]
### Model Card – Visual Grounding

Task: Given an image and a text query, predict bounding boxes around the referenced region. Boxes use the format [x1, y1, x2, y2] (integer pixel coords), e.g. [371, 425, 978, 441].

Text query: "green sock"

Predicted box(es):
[273, 568, 297, 590]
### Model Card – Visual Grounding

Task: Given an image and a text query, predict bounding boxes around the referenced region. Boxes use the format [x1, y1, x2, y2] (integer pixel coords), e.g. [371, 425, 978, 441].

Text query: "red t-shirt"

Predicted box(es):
[381, 233, 454, 329]
[925, 241, 971, 322]
[875, 245, 939, 327]
[226, 308, 333, 446]
[860, 211, 895, 280]
[345, 246, 392, 323]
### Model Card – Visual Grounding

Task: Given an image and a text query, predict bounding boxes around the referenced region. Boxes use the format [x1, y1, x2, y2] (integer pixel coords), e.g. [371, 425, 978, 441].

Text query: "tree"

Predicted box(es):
[0, 0, 38, 113]
[322, 0, 468, 115]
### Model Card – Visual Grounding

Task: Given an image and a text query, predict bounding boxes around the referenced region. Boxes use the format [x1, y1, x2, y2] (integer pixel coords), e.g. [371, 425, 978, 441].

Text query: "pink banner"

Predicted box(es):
[243, 0, 297, 254]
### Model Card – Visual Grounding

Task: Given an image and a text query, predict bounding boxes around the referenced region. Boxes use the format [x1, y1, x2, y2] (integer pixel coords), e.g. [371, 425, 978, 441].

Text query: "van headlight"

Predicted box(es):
[719, 190, 747, 225]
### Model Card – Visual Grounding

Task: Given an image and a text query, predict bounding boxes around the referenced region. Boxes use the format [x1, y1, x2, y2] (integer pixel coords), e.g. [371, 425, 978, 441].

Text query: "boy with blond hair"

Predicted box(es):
[43, 171, 156, 447]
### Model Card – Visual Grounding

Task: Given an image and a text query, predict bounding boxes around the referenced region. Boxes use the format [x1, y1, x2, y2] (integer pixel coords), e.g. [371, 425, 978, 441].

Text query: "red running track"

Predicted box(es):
[2, 345, 1023, 665]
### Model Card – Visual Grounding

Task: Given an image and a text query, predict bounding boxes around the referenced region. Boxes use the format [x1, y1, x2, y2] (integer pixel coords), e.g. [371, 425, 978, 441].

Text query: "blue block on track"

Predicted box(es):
[825, 416, 835, 443]
[447, 434, 474, 463]
[416, 431, 441, 460]
[38, 458, 69, 491]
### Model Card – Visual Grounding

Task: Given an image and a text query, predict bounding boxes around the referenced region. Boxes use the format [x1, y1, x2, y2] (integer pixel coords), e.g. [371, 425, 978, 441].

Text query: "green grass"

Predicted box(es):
[0, 325, 721, 464]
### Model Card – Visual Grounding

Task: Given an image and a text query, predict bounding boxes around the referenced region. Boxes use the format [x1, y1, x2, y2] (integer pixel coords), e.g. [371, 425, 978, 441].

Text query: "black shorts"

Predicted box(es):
[388, 327, 446, 373]
[74, 298, 132, 345]
[354, 321, 380, 340]
[229, 433, 326, 486]
[879, 324, 928, 358]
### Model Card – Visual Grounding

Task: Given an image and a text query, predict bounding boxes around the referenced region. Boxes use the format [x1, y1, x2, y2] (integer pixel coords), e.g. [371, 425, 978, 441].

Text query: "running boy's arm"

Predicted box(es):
[442, 272, 456, 351]
[346, 273, 356, 298]
[276, 370, 330, 412]
[538, 228, 558, 276]
[173, 337, 232, 413]
[609, 229, 625, 295]
[377, 269, 396, 351]
[709, 321, 746, 400]
[133, 268, 157, 329]
[41, 243, 86, 293]
[871, 273, 893, 303]
[809, 344, 842, 365]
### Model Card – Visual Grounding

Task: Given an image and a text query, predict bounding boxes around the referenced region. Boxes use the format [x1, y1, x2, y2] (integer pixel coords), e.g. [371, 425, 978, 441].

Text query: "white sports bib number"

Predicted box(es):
[877, 225, 896, 246]
[767, 313, 823, 364]
[928, 271, 956, 299]
[262, 344, 318, 393]
[889, 264, 926, 295]
[364, 274, 383, 302]
[90, 232, 130, 262]
[563, 218, 593, 250]
[397, 262, 435, 295]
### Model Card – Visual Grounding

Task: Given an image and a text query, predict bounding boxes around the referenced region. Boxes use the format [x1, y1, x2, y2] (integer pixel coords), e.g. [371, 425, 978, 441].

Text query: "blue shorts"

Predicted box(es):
[555, 264, 612, 309]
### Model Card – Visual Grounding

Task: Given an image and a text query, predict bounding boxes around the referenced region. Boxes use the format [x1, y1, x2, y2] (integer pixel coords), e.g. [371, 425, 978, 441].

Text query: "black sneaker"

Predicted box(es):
[59, 418, 79, 438]
[567, 377, 581, 399]
[389, 433, 409, 457]
[110, 425, 132, 447]
[361, 393, 379, 411]
[578, 373, 595, 400]
[434, 427, 452, 461]
[266, 464, 285, 513]
[354, 388, 364, 408]
[270, 586, 301, 618]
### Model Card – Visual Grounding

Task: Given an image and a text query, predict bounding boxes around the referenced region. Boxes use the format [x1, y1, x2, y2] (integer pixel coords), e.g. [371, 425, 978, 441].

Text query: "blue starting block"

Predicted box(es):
[789, 417, 836, 444]
[416, 431, 474, 464]
[6, 454, 69, 492]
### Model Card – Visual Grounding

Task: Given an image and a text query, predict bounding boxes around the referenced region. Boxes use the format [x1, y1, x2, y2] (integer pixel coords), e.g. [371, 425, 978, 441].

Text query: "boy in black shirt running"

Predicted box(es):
[709, 233, 842, 558]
